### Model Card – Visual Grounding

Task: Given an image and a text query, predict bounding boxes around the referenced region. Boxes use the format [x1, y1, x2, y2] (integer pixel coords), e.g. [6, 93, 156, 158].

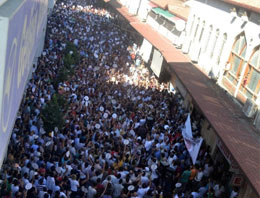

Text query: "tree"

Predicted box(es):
[41, 94, 67, 133]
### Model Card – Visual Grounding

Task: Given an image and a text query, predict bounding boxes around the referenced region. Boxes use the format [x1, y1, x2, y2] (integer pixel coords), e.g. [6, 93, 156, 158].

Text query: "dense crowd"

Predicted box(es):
[0, 0, 238, 198]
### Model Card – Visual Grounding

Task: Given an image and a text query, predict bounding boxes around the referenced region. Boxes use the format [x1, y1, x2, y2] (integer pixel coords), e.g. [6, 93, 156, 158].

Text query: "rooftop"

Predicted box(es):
[220, 0, 260, 13]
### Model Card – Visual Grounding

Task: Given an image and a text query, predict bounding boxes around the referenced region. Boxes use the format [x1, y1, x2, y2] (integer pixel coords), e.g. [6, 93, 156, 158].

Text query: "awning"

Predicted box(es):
[152, 7, 174, 18]
[152, 7, 184, 26]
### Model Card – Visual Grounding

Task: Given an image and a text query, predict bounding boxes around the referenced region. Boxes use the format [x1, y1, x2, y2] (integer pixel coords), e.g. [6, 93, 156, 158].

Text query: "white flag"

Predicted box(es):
[182, 114, 203, 165]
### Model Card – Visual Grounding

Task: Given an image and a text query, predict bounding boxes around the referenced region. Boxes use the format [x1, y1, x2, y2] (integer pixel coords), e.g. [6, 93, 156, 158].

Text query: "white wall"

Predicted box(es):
[183, 0, 260, 81]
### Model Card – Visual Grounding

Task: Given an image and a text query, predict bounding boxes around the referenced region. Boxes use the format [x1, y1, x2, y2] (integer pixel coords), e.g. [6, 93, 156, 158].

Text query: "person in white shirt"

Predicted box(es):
[11, 179, 19, 197]
[46, 173, 55, 191]
[69, 174, 79, 192]
[88, 184, 97, 198]
[113, 179, 124, 198]
[137, 183, 150, 198]
[230, 188, 239, 198]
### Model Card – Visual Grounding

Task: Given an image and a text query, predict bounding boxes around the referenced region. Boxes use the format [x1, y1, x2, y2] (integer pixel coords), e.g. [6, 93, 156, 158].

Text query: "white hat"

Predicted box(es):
[128, 185, 134, 191]
[164, 125, 169, 130]
[112, 113, 117, 119]
[95, 124, 101, 129]
[66, 151, 70, 157]
[112, 99, 116, 104]
[106, 153, 111, 159]
[151, 164, 157, 171]
[175, 183, 182, 188]
[100, 106, 104, 112]
[32, 163, 39, 170]
[25, 183, 32, 190]
[145, 167, 150, 172]
[103, 113, 108, 119]
[123, 139, 129, 145]
[84, 96, 89, 101]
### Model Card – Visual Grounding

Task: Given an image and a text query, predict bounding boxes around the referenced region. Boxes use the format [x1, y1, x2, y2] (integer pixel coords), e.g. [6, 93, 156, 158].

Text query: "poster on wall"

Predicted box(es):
[150, 48, 163, 77]
[0, 0, 47, 168]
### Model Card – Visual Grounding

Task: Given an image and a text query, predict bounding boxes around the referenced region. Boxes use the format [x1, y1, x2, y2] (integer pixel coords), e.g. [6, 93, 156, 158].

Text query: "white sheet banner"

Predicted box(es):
[140, 38, 152, 63]
[182, 114, 203, 165]
[184, 137, 203, 165]
[183, 114, 193, 139]
[150, 48, 163, 77]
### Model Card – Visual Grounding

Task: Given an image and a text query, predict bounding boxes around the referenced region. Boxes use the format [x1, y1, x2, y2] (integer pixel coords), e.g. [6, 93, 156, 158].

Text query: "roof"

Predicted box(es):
[168, 61, 260, 196]
[150, 0, 168, 9]
[151, 0, 190, 21]
[130, 22, 187, 62]
[167, 0, 190, 21]
[105, 0, 260, 195]
[220, 0, 260, 13]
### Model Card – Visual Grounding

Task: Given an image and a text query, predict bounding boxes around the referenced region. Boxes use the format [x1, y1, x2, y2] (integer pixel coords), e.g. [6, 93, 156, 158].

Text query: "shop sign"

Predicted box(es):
[217, 139, 240, 172]
[231, 174, 244, 187]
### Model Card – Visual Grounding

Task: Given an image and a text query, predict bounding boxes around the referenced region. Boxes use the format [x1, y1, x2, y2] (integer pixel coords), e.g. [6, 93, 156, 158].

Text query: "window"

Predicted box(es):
[199, 21, 205, 42]
[193, 18, 200, 40]
[240, 46, 260, 99]
[203, 25, 213, 53]
[210, 29, 219, 58]
[227, 33, 247, 85]
[217, 33, 227, 65]
[189, 15, 195, 36]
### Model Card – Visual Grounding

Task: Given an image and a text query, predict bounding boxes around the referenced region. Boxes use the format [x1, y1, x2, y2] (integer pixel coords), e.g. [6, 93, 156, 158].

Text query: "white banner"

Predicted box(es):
[139, 38, 152, 63]
[182, 114, 203, 165]
[150, 48, 163, 77]
[183, 114, 193, 139]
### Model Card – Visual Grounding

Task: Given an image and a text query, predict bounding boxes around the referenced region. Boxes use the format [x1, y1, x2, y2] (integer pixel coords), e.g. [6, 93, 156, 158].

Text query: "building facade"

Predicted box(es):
[184, 0, 260, 108]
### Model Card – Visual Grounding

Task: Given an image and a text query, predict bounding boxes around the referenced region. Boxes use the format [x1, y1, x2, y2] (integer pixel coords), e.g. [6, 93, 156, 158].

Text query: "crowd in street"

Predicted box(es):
[0, 0, 237, 197]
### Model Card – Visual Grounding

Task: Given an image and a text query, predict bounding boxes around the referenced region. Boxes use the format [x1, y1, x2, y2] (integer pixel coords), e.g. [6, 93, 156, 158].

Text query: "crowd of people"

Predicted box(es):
[0, 0, 237, 197]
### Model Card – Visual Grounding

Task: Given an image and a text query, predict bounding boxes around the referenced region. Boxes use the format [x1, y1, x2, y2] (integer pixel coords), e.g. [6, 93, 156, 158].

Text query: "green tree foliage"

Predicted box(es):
[41, 93, 68, 133]
[53, 42, 80, 89]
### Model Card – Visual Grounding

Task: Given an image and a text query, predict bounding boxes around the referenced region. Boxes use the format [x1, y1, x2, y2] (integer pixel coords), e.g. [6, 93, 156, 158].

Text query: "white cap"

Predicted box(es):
[123, 139, 129, 145]
[106, 153, 111, 159]
[112, 113, 117, 119]
[128, 185, 134, 191]
[151, 164, 157, 171]
[95, 124, 101, 129]
[175, 183, 182, 188]
[103, 113, 108, 119]
[25, 183, 32, 190]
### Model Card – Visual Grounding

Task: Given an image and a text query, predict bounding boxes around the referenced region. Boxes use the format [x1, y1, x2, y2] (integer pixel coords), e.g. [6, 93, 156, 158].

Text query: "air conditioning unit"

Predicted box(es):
[253, 109, 260, 131]
[242, 98, 257, 118]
